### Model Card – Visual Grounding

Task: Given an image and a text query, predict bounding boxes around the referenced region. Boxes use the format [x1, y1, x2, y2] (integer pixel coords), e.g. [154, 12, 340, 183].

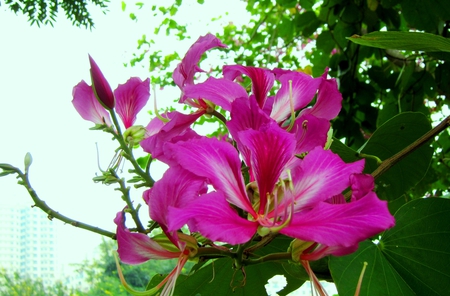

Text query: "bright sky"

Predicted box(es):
[0, 0, 249, 274]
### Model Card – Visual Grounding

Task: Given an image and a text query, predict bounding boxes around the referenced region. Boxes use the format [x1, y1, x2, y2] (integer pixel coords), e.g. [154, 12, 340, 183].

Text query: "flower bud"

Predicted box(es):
[24, 152, 33, 173]
[123, 125, 146, 146]
[89, 55, 115, 109]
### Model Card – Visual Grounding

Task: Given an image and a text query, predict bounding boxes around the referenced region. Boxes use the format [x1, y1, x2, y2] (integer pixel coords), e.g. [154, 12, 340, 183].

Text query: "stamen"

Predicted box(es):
[286, 80, 296, 132]
[354, 262, 368, 296]
[153, 83, 170, 123]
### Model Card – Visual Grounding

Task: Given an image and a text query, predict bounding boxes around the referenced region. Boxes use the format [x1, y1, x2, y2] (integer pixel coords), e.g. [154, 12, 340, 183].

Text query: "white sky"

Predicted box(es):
[0, 0, 249, 274]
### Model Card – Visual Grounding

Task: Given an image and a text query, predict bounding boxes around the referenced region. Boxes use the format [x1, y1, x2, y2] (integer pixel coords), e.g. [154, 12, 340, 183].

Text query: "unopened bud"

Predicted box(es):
[89, 55, 115, 109]
[24, 152, 33, 172]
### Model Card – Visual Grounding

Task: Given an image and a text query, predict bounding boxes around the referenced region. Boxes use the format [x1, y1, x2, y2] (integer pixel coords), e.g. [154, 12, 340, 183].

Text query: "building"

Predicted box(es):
[0, 205, 57, 286]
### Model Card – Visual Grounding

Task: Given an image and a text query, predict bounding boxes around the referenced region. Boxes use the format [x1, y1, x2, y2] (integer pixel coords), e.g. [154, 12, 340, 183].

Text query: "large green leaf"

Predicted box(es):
[360, 112, 433, 201]
[347, 31, 450, 52]
[330, 198, 450, 295]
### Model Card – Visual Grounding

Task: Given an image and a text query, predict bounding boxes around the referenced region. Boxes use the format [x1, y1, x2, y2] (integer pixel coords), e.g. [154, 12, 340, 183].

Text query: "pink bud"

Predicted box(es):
[89, 55, 115, 109]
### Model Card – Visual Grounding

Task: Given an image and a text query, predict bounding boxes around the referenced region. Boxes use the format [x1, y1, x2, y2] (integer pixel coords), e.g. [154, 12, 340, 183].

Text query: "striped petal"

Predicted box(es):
[114, 77, 150, 128]
[72, 80, 112, 126]
[168, 137, 255, 217]
[114, 211, 180, 264]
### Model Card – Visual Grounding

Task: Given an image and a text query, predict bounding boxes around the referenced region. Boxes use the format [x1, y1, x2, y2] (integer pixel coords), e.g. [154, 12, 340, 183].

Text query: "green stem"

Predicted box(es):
[244, 252, 292, 265]
[196, 246, 233, 258]
[10, 166, 116, 239]
[109, 110, 155, 187]
[110, 169, 146, 233]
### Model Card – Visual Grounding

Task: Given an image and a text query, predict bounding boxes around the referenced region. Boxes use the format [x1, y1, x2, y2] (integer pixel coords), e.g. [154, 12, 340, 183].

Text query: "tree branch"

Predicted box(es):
[371, 116, 450, 180]
[3, 165, 116, 239]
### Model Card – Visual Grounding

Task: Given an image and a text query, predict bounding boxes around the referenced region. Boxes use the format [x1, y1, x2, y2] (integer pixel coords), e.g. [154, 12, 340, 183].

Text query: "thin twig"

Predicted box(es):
[371, 116, 450, 179]
[9, 166, 116, 239]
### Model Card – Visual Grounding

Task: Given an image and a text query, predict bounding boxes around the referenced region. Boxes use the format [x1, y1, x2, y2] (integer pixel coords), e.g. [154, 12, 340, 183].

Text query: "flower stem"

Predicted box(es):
[109, 110, 155, 187]
[244, 252, 292, 265]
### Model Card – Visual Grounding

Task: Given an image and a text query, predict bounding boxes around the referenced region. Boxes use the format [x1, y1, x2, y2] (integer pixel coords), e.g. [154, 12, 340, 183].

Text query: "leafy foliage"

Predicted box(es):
[0, 268, 76, 296]
[1, 0, 109, 28]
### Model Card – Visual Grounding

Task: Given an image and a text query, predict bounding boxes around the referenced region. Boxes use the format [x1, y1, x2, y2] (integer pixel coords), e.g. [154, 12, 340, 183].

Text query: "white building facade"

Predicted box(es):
[0, 205, 57, 285]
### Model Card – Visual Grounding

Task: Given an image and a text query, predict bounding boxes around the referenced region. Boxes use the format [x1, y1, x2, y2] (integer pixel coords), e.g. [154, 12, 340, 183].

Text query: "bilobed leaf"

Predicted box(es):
[361, 112, 433, 201]
[330, 198, 450, 295]
[381, 198, 450, 295]
[330, 240, 415, 295]
[348, 31, 450, 52]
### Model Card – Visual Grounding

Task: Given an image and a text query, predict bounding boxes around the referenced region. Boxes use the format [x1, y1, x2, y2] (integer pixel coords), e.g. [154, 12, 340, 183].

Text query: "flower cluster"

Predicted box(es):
[73, 34, 395, 296]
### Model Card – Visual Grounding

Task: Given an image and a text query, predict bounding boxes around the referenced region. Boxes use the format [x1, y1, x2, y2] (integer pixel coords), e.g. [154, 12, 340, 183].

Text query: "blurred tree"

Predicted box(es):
[0, 268, 77, 296]
[0, 0, 109, 28]
[74, 238, 188, 296]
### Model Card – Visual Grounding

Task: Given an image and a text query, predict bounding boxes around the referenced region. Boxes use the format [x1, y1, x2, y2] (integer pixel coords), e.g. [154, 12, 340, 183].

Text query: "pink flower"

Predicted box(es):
[114, 167, 206, 296]
[72, 57, 150, 129]
[162, 101, 394, 246]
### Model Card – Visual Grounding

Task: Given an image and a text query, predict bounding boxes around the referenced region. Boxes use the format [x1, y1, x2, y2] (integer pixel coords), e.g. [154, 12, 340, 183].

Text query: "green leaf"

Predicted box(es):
[361, 112, 433, 201]
[136, 155, 151, 170]
[348, 31, 450, 52]
[381, 198, 450, 295]
[330, 198, 450, 295]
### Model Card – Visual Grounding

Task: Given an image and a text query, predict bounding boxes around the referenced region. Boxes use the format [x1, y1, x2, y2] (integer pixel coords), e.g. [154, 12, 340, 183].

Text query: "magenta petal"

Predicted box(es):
[140, 111, 203, 164]
[168, 137, 255, 216]
[168, 192, 258, 244]
[183, 77, 248, 111]
[173, 34, 227, 92]
[145, 166, 207, 229]
[292, 114, 330, 154]
[72, 80, 112, 126]
[223, 65, 275, 109]
[289, 147, 365, 211]
[239, 124, 296, 212]
[271, 72, 321, 122]
[300, 73, 342, 120]
[114, 77, 150, 128]
[89, 55, 115, 109]
[281, 192, 395, 247]
[228, 97, 273, 137]
[350, 174, 375, 201]
[114, 211, 180, 264]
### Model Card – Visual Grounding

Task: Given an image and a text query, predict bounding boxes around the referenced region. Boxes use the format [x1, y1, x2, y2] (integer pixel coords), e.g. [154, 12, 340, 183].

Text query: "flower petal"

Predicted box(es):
[238, 124, 296, 213]
[287, 147, 365, 212]
[89, 55, 115, 109]
[281, 192, 395, 247]
[114, 211, 180, 264]
[299, 72, 342, 120]
[270, 71, 321, 123]
[72, 80, 112, 126]
[144, 166, 207, 229]
[173, 34, 227, 97]
[168, 192, 258, 244]
[183, 77, 248, 111]
[291, 114, 330, 155]
[223, 65, 275, 109]
[140, 111, 203, 165]
[114, 77, 150, 128]
[168, 137, 255, 216]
